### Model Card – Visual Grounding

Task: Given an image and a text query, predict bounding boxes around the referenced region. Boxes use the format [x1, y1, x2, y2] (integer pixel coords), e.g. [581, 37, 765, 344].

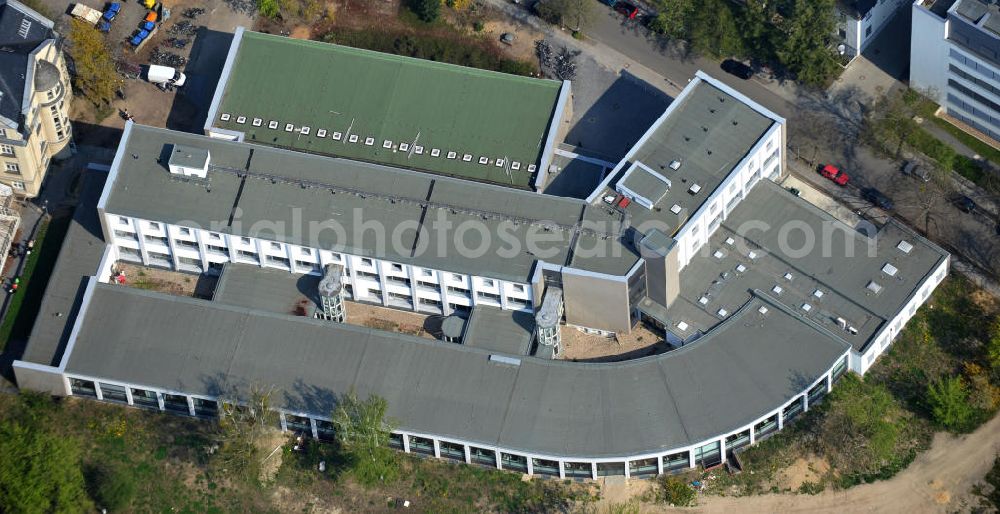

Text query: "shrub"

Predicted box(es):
[408, 0, 441, 22]
[0, 419, 91, 513]
[86, 462, 137, 511]
[653, 476, 696, 506]
[927, 376, 976, 432]
[258, 0, 279, 18]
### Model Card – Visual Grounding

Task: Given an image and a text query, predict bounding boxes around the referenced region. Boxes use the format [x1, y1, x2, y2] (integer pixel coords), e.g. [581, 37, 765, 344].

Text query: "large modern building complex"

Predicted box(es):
[912, 0, 1000, 144]
[14, 32, 949, 479]
[0, 0, 73, 197]
[837, 0, 911, 62]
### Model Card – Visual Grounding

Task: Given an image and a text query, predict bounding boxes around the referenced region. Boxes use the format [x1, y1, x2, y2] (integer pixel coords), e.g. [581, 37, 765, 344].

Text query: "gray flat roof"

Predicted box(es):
[213, 264, 320, 315]
[103, 125, 639, 283]
[592, 79, 776, 236]
[20, 170, 108, 366]
[64, 283, 849, 458]
[656, 180, 949, 352]
[462, 306, 534, 356]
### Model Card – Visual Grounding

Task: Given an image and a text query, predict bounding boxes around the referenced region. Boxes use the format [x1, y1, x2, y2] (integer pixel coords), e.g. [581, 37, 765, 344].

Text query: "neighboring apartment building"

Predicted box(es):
[837, 0, 911, 61]
[14, 62, 949, 478]
[0, 0, 73, 197]
[912, 0, 1000, 144]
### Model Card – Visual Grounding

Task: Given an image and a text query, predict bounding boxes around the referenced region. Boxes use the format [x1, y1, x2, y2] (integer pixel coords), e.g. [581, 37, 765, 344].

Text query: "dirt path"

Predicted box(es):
[675, 412, 999, 513]
[596, 412, 999, 512]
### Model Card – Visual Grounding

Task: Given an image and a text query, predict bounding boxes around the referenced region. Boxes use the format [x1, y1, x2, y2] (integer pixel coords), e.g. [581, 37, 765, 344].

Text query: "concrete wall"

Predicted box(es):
[12, 362, 67, 396]
[561, 269, 631, 334]
[911, 1, 951, 104]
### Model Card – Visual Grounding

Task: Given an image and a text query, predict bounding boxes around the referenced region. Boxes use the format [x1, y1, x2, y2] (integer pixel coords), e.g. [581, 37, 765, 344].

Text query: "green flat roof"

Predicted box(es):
[212, 31, 563, 188]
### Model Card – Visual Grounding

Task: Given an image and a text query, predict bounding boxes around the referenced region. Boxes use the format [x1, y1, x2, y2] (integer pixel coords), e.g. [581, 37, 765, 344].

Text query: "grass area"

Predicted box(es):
[0, 215, 71, 351]
[911, 93, 1000, 167]
[320, 28, 535, 76]
[0, 393, 597, 512]
[704, 274, 1000, 496]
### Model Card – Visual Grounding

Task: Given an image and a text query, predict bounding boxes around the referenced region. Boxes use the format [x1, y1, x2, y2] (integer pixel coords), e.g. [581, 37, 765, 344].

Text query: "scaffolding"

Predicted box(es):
[316, 263, 345, 323]
[0, 184, 20, 268]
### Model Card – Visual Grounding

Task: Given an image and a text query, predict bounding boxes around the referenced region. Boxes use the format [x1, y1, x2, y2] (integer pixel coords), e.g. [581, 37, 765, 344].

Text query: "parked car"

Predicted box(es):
[787, 187, 801, 197]
[957, 195, 977, 213]
[861, 187, 894, 210]
[819, 164, 849, 186]
[720, 59, 753, 80]
[614, 1, 639, 19]
[901, 160, 931, 182]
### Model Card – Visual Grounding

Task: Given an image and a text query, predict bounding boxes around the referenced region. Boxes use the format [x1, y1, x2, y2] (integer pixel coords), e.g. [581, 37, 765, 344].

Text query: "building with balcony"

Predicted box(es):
[0, 0, 73, 197]
[14, 67, 949, 479]
[912, 0, 1000, 144]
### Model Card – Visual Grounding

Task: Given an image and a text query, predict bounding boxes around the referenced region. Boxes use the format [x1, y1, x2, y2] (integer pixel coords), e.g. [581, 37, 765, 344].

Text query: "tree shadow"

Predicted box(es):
[165, 28, 235, 133]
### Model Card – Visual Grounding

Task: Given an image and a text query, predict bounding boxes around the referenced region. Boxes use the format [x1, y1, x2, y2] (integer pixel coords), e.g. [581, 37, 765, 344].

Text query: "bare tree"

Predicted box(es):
[216, 384, 279, 484]
[789, 110, 841, 167]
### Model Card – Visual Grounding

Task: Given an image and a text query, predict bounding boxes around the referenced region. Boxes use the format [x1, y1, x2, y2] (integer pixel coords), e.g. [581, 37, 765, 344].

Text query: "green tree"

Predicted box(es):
[258, 0, 279, 18]
[535, 0, 594, 31]
[775, 0, 839, 87]
[332, 391, 398, 486]
[216, 385, 279, 484]
[928, 376, 976, 431]
[688, 0, 744, 58]
[0, 419, 91, 513]
[408, 0, 441, 22]
[740, 0, 775, 62]
[646, 0, 693, 39]
[652, 476, 696, 506]
[66, 20, 117, 107]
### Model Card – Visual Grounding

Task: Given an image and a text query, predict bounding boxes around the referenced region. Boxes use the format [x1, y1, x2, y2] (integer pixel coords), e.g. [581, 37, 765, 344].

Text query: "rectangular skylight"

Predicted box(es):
[897, 240, 913, 253]
[736, 264, 747, 273]
[867, 281, 883, 294]
[725, 237, 735, 245]
[676, 321, 689, 331]
[713, 250, 724, 259]
[717, 308, 728, 317]
[801, 303, 812, 312]
[758, 306, 769, 315]
[699, 296, 709, 305]
[813, 289, 824, 298]
[670, 204, 682, 214]
[882, 263, 898, 277]
[783, 272, 793, 281]
[689, 184, 702, 194]
[772, 285, 783, 294]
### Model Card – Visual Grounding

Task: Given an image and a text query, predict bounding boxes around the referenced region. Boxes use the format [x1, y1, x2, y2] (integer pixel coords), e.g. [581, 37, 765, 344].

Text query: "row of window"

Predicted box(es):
[116, 217, 529, 296]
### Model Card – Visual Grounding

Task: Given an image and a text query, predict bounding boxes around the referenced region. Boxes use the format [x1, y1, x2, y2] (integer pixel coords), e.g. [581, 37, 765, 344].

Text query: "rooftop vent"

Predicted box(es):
[512, 162, 521, 170]
[252, 118, 262, 127]
[689, 183, 702, 194]
[446, 151, 457, 159]
[236, 115, 246, 124]
[431, 149, 441, 157]
[349, 134, 359, 143]
[317, 129, 327, 138]
[670, 204, 682, 214]
[479, 156, 489, 165]
[300, 126, 310, 135]
[462, 154, 472, 162]
[415, 145, 424, 154]
[383, 140, 393, 149]
[220, 113, 231, 121]
[882, 263, 898, 277]
[268, 120, 279, 129]
[332, 131, 342, 140]
[528, 164, 537, 172]
[867, 281, 883, 294]
[495, 158, 506, 167]
[897, 240, 913, 254]
[676, 321, 689, 331]
[758, 305, 769, 315]
[669, 160, 682, 170]
[284, 123, 294, 132]
[365, 137, 375, 146]
[399, 143, 409, 152]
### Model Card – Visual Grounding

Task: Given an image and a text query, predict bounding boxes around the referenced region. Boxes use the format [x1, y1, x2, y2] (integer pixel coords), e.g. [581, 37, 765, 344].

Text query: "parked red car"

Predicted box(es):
[615, 2, 639, 19]
[820, 164, 849, 186]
